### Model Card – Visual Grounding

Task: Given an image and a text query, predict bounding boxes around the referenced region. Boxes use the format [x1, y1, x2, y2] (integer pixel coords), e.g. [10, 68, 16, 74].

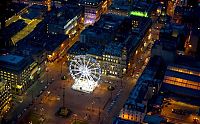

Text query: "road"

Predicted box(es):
[161, 98, 200, 124]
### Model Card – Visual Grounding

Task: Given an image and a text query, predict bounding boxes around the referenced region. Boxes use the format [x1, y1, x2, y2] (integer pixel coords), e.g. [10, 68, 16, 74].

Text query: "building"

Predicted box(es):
[185, 27, 200, 55]
[151, 23, 189, 64]
[78, 0, 107, 24]
[80, 14, 128, 46]
[130, 15, 152, 36]
[69, 14, 152, 77]
[69, 14, 139, 77]
[116, 56, 164, 123]
[14, 16, 69, 62]
[0, 4, 47, 47]
[113, 117, 140, 124]
[107, 0, 133, 16]
[47, 5, 83, 37]
[108, 1, 155, 17]
[0, 54, 38, 95]
[0, 79, 12, 121]
[173, 6, 194, 24]
[151, 40, 176, 64]
[143, 115, 166, 124]
[163, 64, 200, 98]
[68, 41, 127, 77]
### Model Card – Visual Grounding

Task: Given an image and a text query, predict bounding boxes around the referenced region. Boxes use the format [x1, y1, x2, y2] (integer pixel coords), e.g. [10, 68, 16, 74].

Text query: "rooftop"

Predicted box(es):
[113, 117, 139, 124]
[0, 54, 24, 64]
[165, 68, 200, 83]
[109, 0, 132, 12]
[79, 0, 103, 5]
[144, 115, 166, 124]
[94, 14, 125, 31]
[1, 3, 27, 20]
[49, 5, 82, 27]
[104, 42, 123, 57]
[0, 19, 27, 40]
[68, 41, 104, 56]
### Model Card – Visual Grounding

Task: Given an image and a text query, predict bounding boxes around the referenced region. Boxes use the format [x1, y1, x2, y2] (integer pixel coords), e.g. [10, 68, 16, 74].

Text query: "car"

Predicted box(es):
[40, 91, 43, 94]
[40, 80, 44, 84]
[44, 86, 47, 89]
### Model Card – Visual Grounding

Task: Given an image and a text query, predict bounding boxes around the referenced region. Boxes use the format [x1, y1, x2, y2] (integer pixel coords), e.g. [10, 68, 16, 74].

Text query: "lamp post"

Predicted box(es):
[62, 82, 65, 108]
[61, 62, 65, 76]
[46, 67, 49, 83]
[91, 101, 95, 112]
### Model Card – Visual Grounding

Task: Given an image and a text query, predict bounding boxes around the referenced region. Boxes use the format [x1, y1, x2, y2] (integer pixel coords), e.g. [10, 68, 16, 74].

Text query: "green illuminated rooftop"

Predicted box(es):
[129, 11, 148, 17]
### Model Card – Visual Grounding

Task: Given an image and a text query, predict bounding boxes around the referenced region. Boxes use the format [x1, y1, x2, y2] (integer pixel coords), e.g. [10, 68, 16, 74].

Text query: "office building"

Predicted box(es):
[0, 54, 37, 95]
[79, 0, 107, 24]
[108, 0, 132, 16]
[47, 5, 83, 37]
[0, 79, 12, 120]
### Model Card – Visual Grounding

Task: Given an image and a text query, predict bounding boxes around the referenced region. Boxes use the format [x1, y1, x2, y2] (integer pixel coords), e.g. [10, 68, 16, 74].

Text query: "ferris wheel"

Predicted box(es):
[69, 55, 101, 93]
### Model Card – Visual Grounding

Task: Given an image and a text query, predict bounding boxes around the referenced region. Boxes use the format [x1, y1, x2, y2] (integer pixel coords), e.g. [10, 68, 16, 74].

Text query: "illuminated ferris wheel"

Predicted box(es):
[69, 55, 101, 93]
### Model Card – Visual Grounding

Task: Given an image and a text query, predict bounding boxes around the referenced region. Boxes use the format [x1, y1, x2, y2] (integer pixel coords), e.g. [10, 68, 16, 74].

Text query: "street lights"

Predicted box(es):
[91, 101, 95, 112]
[45, 67, 49, 83]
[61, 62, 65, 76]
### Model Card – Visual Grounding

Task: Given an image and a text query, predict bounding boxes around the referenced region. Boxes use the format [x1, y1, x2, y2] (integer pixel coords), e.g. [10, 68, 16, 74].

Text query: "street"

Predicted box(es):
[161, 98, 200, 124]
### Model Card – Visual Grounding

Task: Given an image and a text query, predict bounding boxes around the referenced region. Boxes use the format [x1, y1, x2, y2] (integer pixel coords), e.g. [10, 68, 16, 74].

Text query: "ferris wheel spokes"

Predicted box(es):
[69, 55, 101, 93]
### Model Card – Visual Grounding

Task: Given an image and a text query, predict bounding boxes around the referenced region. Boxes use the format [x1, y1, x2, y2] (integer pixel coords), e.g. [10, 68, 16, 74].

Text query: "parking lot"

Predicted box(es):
[161, 98, 200, 123]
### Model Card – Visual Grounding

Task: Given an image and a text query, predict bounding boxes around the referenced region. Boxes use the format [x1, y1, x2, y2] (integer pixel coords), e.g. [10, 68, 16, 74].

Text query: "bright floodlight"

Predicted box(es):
[69, 55, 101, 93]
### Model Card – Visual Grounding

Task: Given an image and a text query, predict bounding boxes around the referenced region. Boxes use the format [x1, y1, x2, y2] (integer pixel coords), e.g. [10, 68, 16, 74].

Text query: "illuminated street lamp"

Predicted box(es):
[61, 61, 65, 76]
[91, 101, 95, 112]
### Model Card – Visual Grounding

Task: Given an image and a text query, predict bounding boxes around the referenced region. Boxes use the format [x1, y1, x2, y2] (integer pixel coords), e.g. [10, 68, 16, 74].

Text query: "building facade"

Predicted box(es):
[68, 42, 127, 77]
[0, 79, 12, 121]
[79, 0, 109, 25]
[117, 56, 164, 123]
[0, 54, 38, 95]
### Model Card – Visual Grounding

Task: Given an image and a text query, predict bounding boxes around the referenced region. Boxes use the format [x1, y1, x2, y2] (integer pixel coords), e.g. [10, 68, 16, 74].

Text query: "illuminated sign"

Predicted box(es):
[129, 11, 148, 17]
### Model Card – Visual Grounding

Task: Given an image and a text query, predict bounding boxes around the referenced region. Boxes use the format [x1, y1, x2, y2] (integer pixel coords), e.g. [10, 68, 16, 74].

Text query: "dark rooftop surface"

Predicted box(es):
[113, 117, 139, 124]
[79, 0, 103, 5]
[0, 20, 27, 39]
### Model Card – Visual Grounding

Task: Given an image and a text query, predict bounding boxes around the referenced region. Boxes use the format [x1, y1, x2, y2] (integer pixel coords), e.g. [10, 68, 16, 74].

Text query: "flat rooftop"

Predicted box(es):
[79, 0, 103, 4]
[0, 54, 24, 64]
